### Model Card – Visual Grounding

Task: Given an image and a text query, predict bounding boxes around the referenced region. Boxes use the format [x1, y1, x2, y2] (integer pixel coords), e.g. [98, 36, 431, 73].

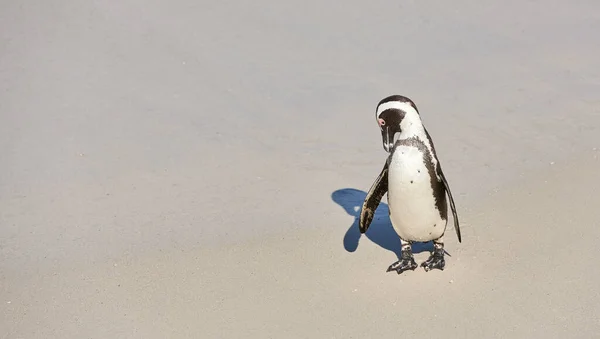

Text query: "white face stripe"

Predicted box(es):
[376, 101, 417, 118]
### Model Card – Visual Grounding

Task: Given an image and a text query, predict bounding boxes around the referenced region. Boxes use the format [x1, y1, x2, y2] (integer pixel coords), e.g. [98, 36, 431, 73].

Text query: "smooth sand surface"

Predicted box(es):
[2, 1, 600, 338]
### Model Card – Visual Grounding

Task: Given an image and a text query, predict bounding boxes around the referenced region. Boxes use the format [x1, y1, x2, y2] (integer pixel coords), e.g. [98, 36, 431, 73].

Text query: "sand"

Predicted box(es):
[1, 0, 600, 338]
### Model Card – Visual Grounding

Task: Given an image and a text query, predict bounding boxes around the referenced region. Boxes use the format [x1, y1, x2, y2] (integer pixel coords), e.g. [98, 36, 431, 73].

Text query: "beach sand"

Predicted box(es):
[2, 0, 600, 338]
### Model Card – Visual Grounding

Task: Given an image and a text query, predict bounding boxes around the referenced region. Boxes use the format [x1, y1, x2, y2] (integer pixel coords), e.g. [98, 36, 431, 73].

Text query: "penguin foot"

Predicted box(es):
[386, 252, 418, 274]
[421, 249, 445, 272]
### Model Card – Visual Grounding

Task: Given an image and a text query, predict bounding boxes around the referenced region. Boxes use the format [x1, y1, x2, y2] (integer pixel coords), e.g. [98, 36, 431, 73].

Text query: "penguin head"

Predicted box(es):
[375, 95, 420, 153]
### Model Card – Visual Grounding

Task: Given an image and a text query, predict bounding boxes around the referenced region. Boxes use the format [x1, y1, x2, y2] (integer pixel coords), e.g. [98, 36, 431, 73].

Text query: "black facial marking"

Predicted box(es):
[378, 108, 405, 127]
[377, 108, 404, 150]
[391, 137, 448, 220]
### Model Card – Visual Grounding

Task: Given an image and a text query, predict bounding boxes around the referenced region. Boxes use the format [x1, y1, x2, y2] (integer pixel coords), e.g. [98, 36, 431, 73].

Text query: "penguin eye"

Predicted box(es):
[378, 118, 386, 126]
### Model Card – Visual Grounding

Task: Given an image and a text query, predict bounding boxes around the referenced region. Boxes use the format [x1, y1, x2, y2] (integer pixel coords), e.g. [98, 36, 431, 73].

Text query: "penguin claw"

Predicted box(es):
[386, 257, 418, 274]
[421, 253, 445, 272]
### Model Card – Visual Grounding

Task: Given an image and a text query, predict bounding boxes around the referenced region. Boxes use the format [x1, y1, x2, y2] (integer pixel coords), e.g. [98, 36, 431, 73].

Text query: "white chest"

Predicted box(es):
[387, 145, 446, 241]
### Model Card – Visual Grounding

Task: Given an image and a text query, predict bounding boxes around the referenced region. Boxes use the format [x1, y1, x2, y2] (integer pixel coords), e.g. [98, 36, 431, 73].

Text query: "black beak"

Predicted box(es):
[382, 126, 395, 153]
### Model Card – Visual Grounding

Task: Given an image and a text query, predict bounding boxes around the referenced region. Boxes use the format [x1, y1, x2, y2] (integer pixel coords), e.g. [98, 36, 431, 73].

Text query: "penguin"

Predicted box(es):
[359, 94, 461, 274]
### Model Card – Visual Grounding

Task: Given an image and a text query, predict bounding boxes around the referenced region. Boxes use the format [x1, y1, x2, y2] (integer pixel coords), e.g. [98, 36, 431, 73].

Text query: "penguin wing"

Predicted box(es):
[438, 166, 462, 243]
[423, 127, 462, 243]
[359, 161, 389, 234]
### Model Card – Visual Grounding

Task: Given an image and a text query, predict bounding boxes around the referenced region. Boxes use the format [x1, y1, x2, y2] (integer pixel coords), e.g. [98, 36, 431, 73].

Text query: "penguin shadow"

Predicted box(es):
[332, 188, 433, 259]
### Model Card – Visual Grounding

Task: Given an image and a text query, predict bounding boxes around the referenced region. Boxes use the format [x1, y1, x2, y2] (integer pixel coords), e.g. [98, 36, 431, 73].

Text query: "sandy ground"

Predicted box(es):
[1, 0, 600, 338]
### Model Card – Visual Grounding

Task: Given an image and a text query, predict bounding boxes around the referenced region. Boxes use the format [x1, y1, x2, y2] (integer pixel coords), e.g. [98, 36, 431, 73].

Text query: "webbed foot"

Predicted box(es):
[386, 250, 418, 274]
[421, 245, 445, 271]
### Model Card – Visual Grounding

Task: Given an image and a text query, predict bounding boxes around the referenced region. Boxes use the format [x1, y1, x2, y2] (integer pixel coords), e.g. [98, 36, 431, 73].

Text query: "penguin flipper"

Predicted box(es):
[359, 161, 389, 234]
[438, 167, 461, 243]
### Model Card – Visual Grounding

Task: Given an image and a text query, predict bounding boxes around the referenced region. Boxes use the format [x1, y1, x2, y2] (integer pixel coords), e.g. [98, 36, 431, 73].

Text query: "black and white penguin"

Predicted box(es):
[359, 95, 462, 274]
